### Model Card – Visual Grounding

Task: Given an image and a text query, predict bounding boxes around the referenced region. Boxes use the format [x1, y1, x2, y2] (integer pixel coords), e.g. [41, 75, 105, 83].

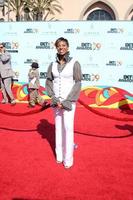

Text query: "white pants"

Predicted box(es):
[53, 103, 76, 167]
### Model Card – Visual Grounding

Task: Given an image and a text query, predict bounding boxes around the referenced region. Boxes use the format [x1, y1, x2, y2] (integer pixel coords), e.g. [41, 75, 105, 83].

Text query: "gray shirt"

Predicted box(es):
[45, 53, 82, 110]
[0, 51, 14, 78]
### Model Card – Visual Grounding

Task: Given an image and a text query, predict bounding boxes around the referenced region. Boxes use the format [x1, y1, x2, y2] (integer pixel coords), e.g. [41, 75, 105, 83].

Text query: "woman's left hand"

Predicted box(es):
[57, 102, 63, 109]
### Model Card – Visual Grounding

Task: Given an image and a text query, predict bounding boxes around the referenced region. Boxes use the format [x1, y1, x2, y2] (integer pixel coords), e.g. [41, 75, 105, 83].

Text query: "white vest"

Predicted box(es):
[52, 58, 75, 101]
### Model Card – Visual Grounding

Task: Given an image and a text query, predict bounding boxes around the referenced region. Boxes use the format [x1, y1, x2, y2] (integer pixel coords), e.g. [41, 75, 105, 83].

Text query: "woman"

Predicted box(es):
[45, 37, 82, 169]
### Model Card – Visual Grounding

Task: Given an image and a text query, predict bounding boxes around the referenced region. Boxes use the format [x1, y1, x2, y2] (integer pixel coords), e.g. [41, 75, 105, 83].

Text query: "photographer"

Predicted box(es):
[0, 42, 16, 104]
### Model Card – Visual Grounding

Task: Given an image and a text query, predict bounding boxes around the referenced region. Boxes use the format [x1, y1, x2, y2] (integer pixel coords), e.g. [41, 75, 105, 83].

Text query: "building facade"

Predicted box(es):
[57, 0, 133, 21]
[0, 0, 133, 21]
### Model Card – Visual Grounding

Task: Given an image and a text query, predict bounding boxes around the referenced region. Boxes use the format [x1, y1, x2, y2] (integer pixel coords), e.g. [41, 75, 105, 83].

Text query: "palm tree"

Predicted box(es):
[4, 0, 62, 21]
[25, 0, 63, 21]
[4, 0, 27, 21]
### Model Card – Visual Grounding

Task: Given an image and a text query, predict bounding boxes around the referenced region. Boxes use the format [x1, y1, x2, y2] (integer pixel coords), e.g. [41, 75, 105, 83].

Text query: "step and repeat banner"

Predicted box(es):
[0, 21, 133, 95]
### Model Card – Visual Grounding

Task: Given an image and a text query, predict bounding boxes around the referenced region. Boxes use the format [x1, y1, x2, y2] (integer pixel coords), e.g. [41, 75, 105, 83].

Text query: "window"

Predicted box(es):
[87, 9, 114, 20]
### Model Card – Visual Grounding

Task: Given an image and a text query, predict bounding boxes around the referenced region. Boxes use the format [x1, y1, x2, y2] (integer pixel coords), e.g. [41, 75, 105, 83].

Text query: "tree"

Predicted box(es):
[25, 0, 63, 21]
[4, 0, 62, 21]
[0, 0, 5, 17]
[4, 0, 27, 21]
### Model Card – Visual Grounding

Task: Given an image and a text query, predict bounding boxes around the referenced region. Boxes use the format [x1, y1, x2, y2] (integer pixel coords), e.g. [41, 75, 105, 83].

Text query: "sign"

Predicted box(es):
[0, 21, 133, 94]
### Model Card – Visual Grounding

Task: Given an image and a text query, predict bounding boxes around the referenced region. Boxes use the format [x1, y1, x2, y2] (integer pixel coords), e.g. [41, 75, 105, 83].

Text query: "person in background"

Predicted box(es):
[45, 37, 82, 169]
[28, 62, 45, 107]
[0, 42, 16, 104]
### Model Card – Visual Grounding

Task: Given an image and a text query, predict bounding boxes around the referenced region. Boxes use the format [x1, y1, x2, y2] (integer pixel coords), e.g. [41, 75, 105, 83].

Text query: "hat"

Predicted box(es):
[31, 62, 39, 68]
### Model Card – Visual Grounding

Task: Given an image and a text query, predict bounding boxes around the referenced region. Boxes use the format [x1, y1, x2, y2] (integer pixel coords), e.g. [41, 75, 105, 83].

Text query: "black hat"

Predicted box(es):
[31, 62, 39, 68]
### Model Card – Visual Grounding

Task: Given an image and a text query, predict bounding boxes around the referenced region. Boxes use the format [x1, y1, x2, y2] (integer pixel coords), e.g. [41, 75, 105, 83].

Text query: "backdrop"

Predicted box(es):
[0, 21, 133, 94]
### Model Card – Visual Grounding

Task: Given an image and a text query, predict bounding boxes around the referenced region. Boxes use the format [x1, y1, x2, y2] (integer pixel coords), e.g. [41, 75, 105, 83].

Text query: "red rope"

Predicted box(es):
[0, 104, 51, 116]
[78, 99, 133, 122]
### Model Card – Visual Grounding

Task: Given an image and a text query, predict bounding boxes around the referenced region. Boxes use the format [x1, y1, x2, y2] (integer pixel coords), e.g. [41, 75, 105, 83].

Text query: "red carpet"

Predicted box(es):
[0, 103, 133, 200]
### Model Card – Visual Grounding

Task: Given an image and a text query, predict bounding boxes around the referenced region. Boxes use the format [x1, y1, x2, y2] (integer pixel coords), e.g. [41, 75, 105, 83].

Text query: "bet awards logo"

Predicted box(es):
[82, 74, 100, 81]
[36, 42, 54, 49]
[64, 28, 80, 34]
[106, 61, 122, 66]
[24, 28, 39, 33]
[118, 75, 133, 82]
[24, 59, 37, 64]
[107, 28, 124, 33]
[40, 72, 47, 79]
[76, 42, 101, 50]
[4, 41, 19, 53]
[120, 43, 133, 50]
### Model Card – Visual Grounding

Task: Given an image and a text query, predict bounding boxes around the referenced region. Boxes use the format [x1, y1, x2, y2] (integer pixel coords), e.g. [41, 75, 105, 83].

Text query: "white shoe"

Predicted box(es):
[64, 164, 73, 169]
[56, 160, 62, 164]
[1, 99, 8, 104]
[10, 99, 16, 105]
[63, 162, 73, 169]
